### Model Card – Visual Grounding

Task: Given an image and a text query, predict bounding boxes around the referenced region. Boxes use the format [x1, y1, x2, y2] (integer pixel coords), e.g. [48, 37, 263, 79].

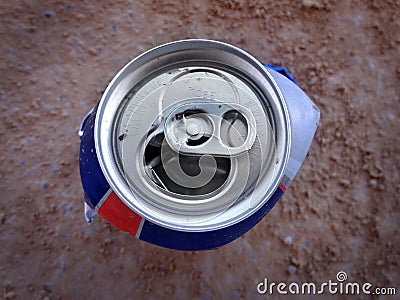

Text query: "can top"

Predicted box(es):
[95, 39, 290, 232]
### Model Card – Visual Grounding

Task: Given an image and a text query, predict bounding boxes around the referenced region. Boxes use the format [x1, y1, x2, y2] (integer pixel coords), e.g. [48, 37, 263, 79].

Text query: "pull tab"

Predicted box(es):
[164, 102, 257, 157]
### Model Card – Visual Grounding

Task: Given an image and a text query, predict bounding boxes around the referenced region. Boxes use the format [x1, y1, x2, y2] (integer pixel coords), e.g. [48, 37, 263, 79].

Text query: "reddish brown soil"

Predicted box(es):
[0, 1, 399, 299]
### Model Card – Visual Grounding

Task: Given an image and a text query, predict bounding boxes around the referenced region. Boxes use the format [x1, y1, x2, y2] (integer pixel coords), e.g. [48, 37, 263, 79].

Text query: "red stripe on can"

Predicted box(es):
[98, 191, 143, 237]
[279, 183, 286, 192]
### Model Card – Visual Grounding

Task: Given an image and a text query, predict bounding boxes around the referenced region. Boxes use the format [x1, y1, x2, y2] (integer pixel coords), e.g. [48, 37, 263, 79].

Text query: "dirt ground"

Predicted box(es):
[0, 0, 399, 299]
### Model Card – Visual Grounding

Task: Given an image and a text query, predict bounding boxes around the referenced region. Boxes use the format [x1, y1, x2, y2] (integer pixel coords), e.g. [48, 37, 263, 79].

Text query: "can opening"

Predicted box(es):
[144, 132, 231, 196]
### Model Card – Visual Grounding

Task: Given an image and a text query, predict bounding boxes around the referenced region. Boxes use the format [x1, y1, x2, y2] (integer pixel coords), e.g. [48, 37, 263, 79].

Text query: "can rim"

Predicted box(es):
[94, 39, 291, 232]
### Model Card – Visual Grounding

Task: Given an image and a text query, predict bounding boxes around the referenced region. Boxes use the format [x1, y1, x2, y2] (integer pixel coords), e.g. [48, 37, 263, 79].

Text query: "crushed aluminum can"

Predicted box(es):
[79, 39, 320, 250]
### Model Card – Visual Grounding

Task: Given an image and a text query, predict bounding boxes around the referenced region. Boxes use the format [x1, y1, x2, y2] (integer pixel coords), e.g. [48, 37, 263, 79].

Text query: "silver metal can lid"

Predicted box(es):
[95, 39, 290, 232]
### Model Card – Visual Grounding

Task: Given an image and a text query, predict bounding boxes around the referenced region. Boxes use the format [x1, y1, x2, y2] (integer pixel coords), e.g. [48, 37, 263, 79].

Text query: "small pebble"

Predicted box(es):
[284, 236, 292, 245]
[88, 47, 97, 56]
[287, 265, 297, 274]
[4, 292, 16, 299]
[0, 212, 6, 224]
